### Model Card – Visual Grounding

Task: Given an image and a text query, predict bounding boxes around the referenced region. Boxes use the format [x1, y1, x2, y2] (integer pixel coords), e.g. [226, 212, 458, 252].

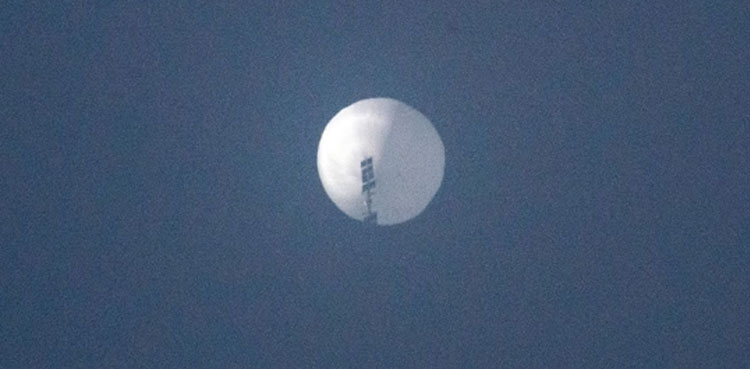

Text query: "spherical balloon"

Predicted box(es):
[317, 98, 445, 225]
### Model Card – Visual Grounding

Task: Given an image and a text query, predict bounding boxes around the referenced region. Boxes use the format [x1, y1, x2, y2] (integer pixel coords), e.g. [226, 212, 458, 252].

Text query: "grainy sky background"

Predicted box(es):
[2, 1, 749, 368]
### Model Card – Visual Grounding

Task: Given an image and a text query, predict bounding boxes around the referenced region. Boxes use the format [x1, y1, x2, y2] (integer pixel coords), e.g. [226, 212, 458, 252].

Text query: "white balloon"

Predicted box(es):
[317, 98, 445, 225]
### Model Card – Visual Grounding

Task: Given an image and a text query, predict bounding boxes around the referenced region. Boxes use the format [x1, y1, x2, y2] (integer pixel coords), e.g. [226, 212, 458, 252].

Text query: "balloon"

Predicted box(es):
[317, 98, 445, 225]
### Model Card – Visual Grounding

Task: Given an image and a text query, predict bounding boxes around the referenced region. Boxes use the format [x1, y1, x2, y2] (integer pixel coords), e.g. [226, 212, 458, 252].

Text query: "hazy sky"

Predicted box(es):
[2, 1, 748, 367]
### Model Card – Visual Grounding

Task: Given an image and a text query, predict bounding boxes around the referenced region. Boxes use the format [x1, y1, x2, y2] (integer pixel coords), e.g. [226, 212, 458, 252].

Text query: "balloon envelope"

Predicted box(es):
[317, 98, 445, 225]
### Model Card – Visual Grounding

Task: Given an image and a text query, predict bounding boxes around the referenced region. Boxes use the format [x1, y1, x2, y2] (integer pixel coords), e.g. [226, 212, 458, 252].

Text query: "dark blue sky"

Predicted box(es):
[2, 1, 748, 367]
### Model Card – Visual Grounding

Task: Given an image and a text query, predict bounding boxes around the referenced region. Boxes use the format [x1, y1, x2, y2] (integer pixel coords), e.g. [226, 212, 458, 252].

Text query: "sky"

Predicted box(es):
[2, 1, 749, 367]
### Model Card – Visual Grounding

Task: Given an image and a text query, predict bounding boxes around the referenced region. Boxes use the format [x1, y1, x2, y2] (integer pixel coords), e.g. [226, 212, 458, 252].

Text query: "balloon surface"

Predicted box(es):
[317, 98, 444, 225]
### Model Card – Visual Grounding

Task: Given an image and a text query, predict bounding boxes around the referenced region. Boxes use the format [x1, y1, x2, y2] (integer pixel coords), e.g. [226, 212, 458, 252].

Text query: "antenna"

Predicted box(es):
[361, 157, 377, 225]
